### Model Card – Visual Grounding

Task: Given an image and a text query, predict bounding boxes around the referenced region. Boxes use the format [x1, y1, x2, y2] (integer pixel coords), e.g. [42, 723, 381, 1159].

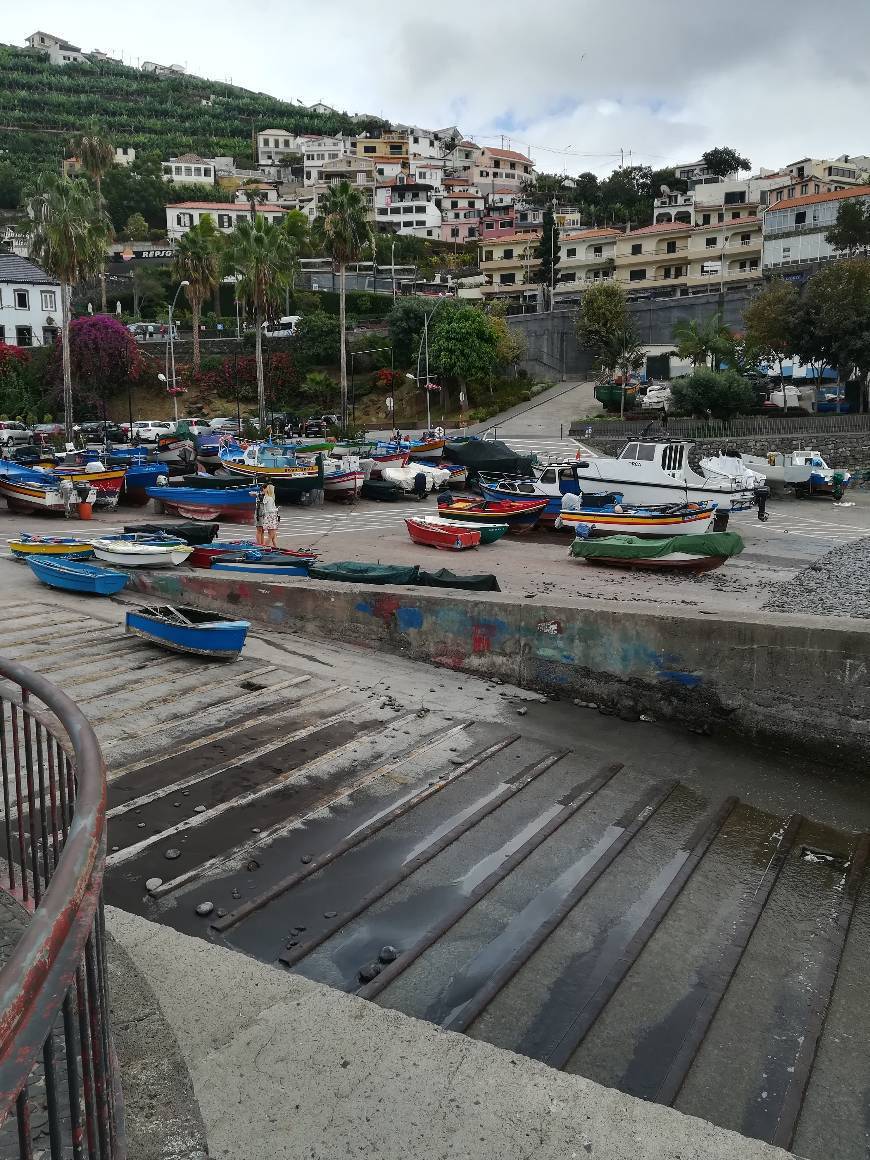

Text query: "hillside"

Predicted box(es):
[0, 44, 387, 182]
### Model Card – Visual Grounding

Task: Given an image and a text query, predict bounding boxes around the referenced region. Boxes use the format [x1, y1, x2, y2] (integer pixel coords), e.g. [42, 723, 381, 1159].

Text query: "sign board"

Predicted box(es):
[385, 396, 394, 410]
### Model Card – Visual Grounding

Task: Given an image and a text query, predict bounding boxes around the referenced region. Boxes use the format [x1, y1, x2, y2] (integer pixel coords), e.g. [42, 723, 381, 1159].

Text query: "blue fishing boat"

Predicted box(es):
[26, 556, 129, 595]
[146, 484, 258, 524]
[211, 557, 310, 576]
[122, 462, 169, 506]
[125, 604, 250, 660]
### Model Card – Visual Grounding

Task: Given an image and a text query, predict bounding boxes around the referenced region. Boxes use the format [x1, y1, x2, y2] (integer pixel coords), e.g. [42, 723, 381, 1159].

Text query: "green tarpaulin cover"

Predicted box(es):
[417, 569, 500, 592]
[310, 561, 420, 585]
[570, 532, 744, 560]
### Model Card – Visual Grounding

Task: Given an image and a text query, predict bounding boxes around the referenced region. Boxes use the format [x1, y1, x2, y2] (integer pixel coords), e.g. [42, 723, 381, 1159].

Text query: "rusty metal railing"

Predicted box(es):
[0, 658, 124, 1158]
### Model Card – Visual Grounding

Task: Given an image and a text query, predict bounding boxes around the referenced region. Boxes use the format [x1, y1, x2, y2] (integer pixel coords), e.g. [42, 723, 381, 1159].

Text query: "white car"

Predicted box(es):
[640, 384, 673, 411]
[132, 420, 174, 444]
[262, 316, 301, 339]
[177, 417, 211, 435]
[208, 417, 235, 429]
[0, 421, 33, 446]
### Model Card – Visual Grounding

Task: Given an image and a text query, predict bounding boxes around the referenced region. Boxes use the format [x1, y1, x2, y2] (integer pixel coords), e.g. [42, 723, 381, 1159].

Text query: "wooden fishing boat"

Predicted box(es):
[436, 494, 547, 533]
[556, 498, 717, 537]
[125, 604, 250, 660]
[49, 466, 127, 509]
[219, 444, 324, 494]
[405, 517, 480, 551]
[91, 534, 193, 568]
[156, 431, 197, 467]
[180, 473, 254, 489]
[415, 516, 508, 545]
[0, 475, 66, 513]
[146, 484, 258, 524]
[322, 456, 364, 500]
[26, 556, 129, 595]
[211, 558, 311, 576]
[9, 534, 94, 559]
[188, 542, 317, 569]
[121, 462, 169, 506]
[569, 531, 744, 572]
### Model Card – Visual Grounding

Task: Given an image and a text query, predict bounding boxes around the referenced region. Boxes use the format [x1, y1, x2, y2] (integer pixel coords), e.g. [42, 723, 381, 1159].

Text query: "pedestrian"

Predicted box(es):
[159, 324, 166, 338]
[255, 487, 266, 546]
[258, 483, 279, 548]
[660, 405, 668, 430]
[147, 323, 155, 340]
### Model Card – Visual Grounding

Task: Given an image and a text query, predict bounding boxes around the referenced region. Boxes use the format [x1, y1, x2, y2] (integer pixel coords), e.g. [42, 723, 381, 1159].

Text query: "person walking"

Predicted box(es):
[258, 484, 279, 549]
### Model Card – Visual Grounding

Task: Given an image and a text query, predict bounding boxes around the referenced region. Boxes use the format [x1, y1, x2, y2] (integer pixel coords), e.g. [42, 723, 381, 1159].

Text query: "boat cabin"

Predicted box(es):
[618, 441, 688, 476]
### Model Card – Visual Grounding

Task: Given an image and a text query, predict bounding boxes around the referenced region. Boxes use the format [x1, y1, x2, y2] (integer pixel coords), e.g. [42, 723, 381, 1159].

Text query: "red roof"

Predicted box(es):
[479, 231, 541, 247]
[484, 147, 533, 164]
[628, 221, 693, 236]
[767, 184, 870, 212]
[561, 227, 623, 242]
[459, 140, 479, 149]
[167, 201, 286, 212]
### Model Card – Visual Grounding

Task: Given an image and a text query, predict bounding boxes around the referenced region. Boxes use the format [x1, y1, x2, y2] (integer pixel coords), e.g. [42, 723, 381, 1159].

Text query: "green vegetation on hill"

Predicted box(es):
[0, 44, 389, 189]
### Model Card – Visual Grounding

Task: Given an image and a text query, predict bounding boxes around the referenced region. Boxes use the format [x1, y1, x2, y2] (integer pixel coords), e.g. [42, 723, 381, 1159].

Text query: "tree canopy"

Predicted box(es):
[824, 198, 870, 256]
[742, 280, 800, 375]
[670, 368, 756, 418]
[701, 146, 751, 177]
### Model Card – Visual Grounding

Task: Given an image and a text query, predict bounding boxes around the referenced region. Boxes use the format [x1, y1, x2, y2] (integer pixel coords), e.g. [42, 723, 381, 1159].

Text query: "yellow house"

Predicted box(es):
[478, 232, 541, 301]
[613, 219, 761, 295]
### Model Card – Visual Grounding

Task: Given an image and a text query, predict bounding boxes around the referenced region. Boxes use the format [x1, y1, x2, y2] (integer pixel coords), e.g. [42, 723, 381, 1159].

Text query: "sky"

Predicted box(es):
[7, 1, 870, 177]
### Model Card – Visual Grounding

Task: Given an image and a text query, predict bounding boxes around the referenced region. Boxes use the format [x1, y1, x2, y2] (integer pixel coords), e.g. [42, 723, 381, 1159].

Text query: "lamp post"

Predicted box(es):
[167, 280, 189, 423]
[414, 298, 448, 430]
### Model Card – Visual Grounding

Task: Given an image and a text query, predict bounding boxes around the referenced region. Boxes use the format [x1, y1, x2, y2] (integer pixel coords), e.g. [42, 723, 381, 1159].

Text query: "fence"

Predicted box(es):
[572, 414, 870, 440]
[0, 659, 123, 1158]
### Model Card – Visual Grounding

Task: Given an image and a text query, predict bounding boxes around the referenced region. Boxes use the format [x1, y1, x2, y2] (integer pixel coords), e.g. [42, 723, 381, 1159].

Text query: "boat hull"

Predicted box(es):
[419, 517, 507, 544]
[93, 546, 192, 568]
[436, 495, 547, 532]
[557, 508, 716, 536]
[125, 610, 249, 659]
[579, 552, 728, 573]
[0, 480, 65, 513]
[10, 538, 94, 559]
[26, 557, 129, 594]
[405, 518, 480, 551]
[51, 468, 126, 509]
[147, 485, 258, 524]
[324, 470, 364, 499]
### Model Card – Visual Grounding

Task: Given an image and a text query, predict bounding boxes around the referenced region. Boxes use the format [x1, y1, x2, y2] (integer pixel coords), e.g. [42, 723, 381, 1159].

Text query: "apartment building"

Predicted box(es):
[761, 185, 870, 272]
[472, 147, 535, 191]
[553, 228, 622, 299]
[478, 232, 541, 303]
[612, 218, 761, 296]
[257, 130, 310, 165]
[303, 136, 351, 185]
[351, 131, 409, 166]
[436, 186, 485, 243]
[374, 175, 442, 237]
[166, 201, 286, 240]
[765, 156, 870, 207]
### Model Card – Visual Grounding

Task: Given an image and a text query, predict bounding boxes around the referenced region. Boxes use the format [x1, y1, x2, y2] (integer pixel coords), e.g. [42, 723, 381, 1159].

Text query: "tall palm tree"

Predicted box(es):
[28, 175, 111, 440]
[173, 220, 220, 373]
[312, 182, 371, 431]
[223, 216, 291, 429]
[75, 129, 115, 312]
[240, 178, 268, 222]
[673, 314, 730, 370]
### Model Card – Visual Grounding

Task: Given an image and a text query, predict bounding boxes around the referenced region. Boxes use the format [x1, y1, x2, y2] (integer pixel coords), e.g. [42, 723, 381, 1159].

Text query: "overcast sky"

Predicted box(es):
[8, 1, 870, 176]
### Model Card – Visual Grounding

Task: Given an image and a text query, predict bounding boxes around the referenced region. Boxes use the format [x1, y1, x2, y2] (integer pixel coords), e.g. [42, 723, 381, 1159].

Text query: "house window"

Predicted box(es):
[706, 236, 717, 248]
[740, 233, 751, 244]
[203, 167, 212, 178]
[193, 166, 202, 177]
[15, 326, 32, 347]
[566, 248, 576, 257]
[663, 267, 672, 279]
[451, 227, 460, 237]
[814, 184, 820, 194]
[593, 246, 602, 256]
[485, 222, 494, 230]
[493, 160, 501, 169]
[43, 327, 58, 344]
[701, 213, 711, 225]
[509, 162, 516, 170]
[731, 211, 741, 219]
[666, 240, 677, 254]
[499, 220, 511, 229]
[217, 214, 233, 228]
[176, 213, 193, 227]
[484, 250, 494, 261]
[389, 207, 401, 215]
[0, 326, 4, 343]
[794, 211, 806, 225]
[40, 290, 56, 311]
[499, 273, 516, 285]
[801, 184, 808, 195]
[717, 212, 724, 222]
[183, 166, 193, 177]
[503, 248, 514, 259]
[749, 261, 759, 271]
[631, 243, 642, 255]
[629, 269, 646, 282]
[14, 290, 29, 309]
[377, 208, 388, 216]
[739, 261, 747, 271]
[364, 146, 375, 154]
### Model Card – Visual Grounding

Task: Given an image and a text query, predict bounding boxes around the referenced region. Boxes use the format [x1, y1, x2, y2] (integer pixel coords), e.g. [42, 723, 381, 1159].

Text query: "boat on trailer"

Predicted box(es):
[405, 517, 480, 551]
[125, 604, 250, 659]
[26, 556, 129, 595]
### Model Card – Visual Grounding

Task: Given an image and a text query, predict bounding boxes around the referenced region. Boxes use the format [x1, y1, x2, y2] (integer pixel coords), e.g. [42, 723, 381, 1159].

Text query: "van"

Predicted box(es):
[262, 316, 301, 339]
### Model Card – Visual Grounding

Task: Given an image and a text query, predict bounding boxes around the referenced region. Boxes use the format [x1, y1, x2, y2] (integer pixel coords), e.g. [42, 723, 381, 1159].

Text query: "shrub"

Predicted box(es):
[670, 368, 756, 419]
[293, 313, 341, 370]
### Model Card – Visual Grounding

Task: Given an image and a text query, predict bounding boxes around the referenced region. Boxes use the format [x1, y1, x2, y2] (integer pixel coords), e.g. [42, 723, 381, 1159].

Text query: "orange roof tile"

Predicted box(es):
[479, 232, 541, 247]
[167, 201, 286, 212]
[766, 184, 870, 212]
[627, 222, 693, 236]
[561, 227, 623, 242]
[484, 147, 533, 164]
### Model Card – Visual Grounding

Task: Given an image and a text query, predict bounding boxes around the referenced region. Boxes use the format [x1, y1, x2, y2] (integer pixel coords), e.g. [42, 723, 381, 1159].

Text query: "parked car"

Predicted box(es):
[262, 315, 301, 339]
[79, 420, 128, 442]
[208, 417, 234, 429]
[32, 423, 65, 438]
[304, 419, 327, 437]
[131, 420, 174, 444]
[321, 414, 341, 427]
[0, 421, 34, 447]
[177, 417, 211, 435]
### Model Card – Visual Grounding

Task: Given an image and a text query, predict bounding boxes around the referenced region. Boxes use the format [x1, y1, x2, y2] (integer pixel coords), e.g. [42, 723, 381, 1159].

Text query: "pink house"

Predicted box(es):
[437, 181, 485, 242]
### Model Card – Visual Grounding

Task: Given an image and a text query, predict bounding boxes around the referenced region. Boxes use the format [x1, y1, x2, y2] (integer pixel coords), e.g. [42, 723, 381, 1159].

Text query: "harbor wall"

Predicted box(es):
[126, 572, 870, 767]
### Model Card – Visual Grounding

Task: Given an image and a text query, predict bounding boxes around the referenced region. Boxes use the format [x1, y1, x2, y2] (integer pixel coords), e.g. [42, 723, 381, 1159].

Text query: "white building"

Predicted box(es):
[257, 130, 310, 165]
[141, 61, 185, 77]
[374, 176, 442, 238]
[0, 253, 62, 348]
[303, 136, 351, 185]
[162, 154, 218, 186]
[25, 30, 86, 65]
[114, 146, 136, 167]
[762, 185, 870, 272]
[166, 201, 286, 240]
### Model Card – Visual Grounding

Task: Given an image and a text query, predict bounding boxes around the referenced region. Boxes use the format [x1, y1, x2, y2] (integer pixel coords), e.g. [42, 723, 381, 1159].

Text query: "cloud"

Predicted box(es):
[6, 0, 870, 177]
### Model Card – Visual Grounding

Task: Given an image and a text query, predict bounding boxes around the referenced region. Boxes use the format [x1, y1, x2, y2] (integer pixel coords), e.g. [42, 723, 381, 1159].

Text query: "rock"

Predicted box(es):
[111, 845, 119, 852]
[231, 888, 241, 899]
[286, 940, 299, 949]
[194, 805, 206, 813]
[164, 848, 181, 860]
[251, 827, 260, 834]
[195, 901, 214, 917]
[379, 945, 398, 964]
[216, 909, 227, 918]
[145, 877, 163, 893]
[137, 822, 146, 829]
[358, 962, 382, 983]
[245, 859, 260, 872]
[173, 802, 181, 808]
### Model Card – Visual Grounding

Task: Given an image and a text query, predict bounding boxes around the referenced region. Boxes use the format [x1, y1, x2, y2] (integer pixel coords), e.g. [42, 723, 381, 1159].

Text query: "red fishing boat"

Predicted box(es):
[436, 494, 547, 533]
[405, 517, 480, 551]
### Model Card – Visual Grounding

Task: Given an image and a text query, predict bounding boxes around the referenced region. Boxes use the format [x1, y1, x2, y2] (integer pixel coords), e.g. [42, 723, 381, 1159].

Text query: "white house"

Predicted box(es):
[166, 202, 287, 240]
[114, 146, 136, 167]
[141, 61, 185, 77]
[0, 253, 62, 348]
[25, 31, 85, 65]
[257, 130, 310, 165]
[162, 154, 218, 186]
[303, 136, 351, 185]
[374, 176, 442, 238]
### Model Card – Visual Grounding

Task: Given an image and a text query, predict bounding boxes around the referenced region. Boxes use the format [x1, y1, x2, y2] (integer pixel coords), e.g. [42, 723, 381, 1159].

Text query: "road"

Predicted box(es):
[0, 558, 868, 1159]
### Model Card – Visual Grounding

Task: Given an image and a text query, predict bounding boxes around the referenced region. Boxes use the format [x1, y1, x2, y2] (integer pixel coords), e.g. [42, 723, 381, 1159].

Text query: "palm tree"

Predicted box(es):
[673, 314, 730, 370]
[240, 178, 268, 222]
[223, 216, 291, 429]
[172, 220, 220, 372]
[75, 129, 114, 312]
[28, 175, 111, 440]
[312, 182, 371, 432]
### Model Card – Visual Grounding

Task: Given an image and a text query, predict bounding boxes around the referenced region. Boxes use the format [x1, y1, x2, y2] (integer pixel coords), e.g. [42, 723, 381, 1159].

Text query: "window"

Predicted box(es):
[364, 145, 375, 154]
[509, 162, 516, 170]
[749, 260, 759, 271]
[450, 227, 460, 238]
[740, 233, 751, 244]
[389, 207, 401, 215]
[13, 290, 28, 309]
[539, 468, 556, 483]
[717, 212, 724, 223]
[502, 248, 514, 259]
[739, 260, 747, 271]
[631, 243, 642, 255]
[499, 273, 516, 285]
[183, 166, 192, 177]
[566, 247, 576, 258]
[15, 326, 32, 347]
[485, 222, 494, 230]
[701, 213, 711, 225]
[0, 326, 4, 343]
[493, 159, 501, 169]
[794, 211, 806, 225]
[203, 167, 212, 178]
[42, 327, 57, 345]
[814, 184, 820, 194]
[500, 219, 511, 229]
[619, 444, 639, 461]
[193, 166, 202, 177]
[731, 211, 741, 220]
[484, 250, 493, 261]
[666, 240, 677, 254]
[706, 236, 717, 248]
[217, 214, 232, 228]
[376, 208, 388, 216]
[40, 290, 56, 311]
[663, 267, 672, 279]
[593, 245, 602, 256]
[176, 213, 193, 227]
[629, 269, 646, 281]
[389, 145, 403, 155]
[800, 184, 808, 195]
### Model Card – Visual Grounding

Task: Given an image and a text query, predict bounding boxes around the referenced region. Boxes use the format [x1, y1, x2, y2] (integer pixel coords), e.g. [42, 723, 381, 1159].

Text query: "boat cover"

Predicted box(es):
[443, 439, 533, 479]
[127, 523, 219, 544]
[360, 480, 404, 502]
[569, 532, 745, 560]
[309, 561, 420, 585]
[417, 569, 500, 592]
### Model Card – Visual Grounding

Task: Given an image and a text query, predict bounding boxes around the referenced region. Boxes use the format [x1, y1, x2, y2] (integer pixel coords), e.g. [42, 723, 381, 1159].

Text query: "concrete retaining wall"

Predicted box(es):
[126, 572, 870, 767]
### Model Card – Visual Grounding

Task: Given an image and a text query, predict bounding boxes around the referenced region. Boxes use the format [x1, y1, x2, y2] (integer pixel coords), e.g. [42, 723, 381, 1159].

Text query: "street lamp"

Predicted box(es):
[167, 280, 189, 423]
[414, 298, 449, 430]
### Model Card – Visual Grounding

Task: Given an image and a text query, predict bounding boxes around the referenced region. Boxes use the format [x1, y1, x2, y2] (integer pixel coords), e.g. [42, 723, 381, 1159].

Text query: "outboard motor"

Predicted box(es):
[754, 484, 770, 521]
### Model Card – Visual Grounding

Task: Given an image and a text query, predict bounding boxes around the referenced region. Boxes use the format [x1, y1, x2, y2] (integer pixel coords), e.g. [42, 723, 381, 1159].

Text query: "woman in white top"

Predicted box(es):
[257, 484, 279, 549]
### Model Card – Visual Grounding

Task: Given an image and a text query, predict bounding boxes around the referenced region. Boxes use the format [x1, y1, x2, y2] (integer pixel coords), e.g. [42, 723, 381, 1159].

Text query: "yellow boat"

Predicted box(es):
[8, 535, 95, 559]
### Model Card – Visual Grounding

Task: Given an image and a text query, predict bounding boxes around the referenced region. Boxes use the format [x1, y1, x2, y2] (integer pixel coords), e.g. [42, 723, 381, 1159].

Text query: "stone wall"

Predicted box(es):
[584, 432, 870, 471]
[127, 570, 870, 768]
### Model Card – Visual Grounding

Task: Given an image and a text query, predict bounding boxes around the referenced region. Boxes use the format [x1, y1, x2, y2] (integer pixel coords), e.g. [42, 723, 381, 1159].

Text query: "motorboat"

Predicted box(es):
[740, 450, 851, 496]
[91, 534, 193, 568]
[219, 443, 324, 498]
[480, 440, 758, 519]
[556, 493, 717, 537]
[698, 452, 767, 491]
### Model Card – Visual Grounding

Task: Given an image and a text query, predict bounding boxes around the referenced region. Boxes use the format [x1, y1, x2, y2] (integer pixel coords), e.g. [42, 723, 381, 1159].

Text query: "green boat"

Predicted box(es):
[569, 531, 744, 572]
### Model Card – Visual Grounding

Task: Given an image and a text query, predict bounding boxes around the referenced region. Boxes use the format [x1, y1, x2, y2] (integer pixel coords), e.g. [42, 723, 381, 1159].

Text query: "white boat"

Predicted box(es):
[321, 454, 364, 499]
[485, 441, 758, 514]
[740, 449, 851, 494]
[91, 535, 193, 568]
[699, 452, 767, 491]
[382, 464, 452, 493]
